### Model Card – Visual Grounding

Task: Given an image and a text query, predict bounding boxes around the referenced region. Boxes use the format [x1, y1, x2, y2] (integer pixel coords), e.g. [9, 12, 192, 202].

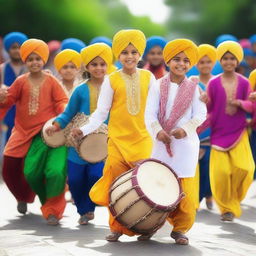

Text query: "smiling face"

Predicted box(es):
[86, 56, 107, 79]
[118, 43, 140, 72]
[197, 55, 214, 75]
[146, 46, 164, 67]
[59, 61, 79, 81]
[167, 51, 190, 77]
[25, 52, 44, 73]
[220, 51, 238, 72]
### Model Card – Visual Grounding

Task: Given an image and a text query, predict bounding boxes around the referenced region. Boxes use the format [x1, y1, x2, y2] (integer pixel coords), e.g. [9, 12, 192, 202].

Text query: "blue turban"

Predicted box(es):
[249, 34, 256, 44]
[243, 48, 254, 57]
[61, 38, 86, 53]
[215, 34, 238, 47]
[143, 36, 167, 58]
[3, 32, 28, 51]
[89, 36, 112, 47]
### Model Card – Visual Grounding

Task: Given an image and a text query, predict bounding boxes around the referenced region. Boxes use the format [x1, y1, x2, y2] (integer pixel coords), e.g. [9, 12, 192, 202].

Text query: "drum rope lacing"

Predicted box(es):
[110, 173, 136, 193]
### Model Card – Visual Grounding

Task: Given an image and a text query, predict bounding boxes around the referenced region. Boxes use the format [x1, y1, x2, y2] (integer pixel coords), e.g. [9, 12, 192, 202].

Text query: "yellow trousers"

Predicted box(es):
[167, 177, 197, 234]
[89, 139, 137, 236]
[210, 131, 255, 217]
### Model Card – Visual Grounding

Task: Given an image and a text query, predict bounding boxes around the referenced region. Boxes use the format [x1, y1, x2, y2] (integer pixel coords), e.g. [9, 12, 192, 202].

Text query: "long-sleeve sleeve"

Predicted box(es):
[0, 78, 21, 120]
[80, 76, 113, 136]
[51, 77, 69, 115]
[180, 86, 207, 137]
[55, 87, 81, 129]
[145, 79, 163, 139]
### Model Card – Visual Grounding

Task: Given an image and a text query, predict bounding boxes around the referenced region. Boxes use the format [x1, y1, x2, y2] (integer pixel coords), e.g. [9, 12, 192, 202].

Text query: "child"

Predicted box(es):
[54, 49, 82, 97]
[1, 32, 28, 143]
[72, 29, 156, 241]
[46, 43, 112, 225]
[143, 36, 167, 79]
[145, 39, 207, 245]
[191, 44, 217, 210]
[0, 39, 68, 223]
[207, 41, 255, 222]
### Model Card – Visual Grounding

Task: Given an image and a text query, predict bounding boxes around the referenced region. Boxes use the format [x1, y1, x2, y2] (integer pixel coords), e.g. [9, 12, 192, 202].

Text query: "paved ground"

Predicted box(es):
[0, 178, 256, 256]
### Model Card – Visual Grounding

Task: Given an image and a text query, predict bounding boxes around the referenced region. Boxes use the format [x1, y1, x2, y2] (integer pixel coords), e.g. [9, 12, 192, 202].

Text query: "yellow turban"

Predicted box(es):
[198, 44, 217, 63]
[217, 41, 243, 63]
[163, 39, 199, 68]
[112, 29, 146, 59]
[80, 43, 113, 67]
[249, 69, 256, 90]
[54, 49, 82, 71]
[20, 39, 49, 63]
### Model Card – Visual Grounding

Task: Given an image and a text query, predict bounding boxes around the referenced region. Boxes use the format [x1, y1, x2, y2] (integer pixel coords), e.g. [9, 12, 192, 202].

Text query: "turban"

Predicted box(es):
[243, 48, 254, 57]
[54, 49, 82, 71]
[250, 34, 256, 44]
[3, 32, 28, 51]
[217, 41, 243, 63]
[61, 38, 86, 53]
[249, 70, 256, 90]
[143, 36, 167, 57]
[112, 29, 146, 59]
[47, 40, 61, 52]
[239, 39, 251, 49]
[90, 36, 112, 47]
[80, 43, 113, 67]
[20, 39, 49, 63]
[215, 34, 238, 47]
[198, 44, 217, 63]
[163, 39, 199, 68]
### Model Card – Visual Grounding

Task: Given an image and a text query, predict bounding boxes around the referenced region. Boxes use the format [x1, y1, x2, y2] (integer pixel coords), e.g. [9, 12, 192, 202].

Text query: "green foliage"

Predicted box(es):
[0, 0, 166, 42]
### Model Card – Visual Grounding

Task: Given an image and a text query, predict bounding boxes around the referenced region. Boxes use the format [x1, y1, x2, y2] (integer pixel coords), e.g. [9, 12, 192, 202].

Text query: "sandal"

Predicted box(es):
[17, 201, 27, 214]
[206, 197, 213, 210]
[221, 212, 234, 222]
[78, 215, 89, 225]
[47, 214, 59, 226]
[105, 232, 122, 242]
[85, 212, 94, 221]
[171, 231, 189, 245]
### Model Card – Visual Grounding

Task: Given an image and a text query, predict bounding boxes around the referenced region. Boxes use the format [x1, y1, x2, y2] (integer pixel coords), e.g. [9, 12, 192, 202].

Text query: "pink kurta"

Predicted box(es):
[0, 72, 68, 157]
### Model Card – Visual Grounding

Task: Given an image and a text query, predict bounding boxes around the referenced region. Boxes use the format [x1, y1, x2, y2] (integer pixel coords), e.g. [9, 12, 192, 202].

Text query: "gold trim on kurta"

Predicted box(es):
[120, 70, 140, 115]
[28, 82, 41, 115]
[88, 83, 101, 113]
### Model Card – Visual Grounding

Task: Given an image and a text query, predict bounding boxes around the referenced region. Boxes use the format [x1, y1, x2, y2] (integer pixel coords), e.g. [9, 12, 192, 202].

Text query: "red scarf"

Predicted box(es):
[158, 73, 197, 156]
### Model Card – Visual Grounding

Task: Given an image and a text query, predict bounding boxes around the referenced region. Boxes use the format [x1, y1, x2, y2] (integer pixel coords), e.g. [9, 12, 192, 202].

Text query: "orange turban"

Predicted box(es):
[80, 43, 113, 67]
[217, 41, 243, 63]
[54, 49, 82, 71]
[198, 44, 217, 63]
[112, 29, 146, 59]
[20, 39, 49, 63]
[163, 39, 198, 68]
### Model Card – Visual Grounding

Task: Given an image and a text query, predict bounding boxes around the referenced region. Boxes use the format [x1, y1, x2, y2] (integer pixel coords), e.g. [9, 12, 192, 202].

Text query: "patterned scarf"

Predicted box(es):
[158, 73, 197, 156]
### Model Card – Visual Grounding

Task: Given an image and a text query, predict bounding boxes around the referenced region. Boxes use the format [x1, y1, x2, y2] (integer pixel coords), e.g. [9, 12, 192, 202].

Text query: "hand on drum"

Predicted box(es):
[170, 128, 187, 139]
[157, 130, 171, 145]
[249, 92, 256, 102]
[45, 125, 60, 136]
[71, 128, 84, 140]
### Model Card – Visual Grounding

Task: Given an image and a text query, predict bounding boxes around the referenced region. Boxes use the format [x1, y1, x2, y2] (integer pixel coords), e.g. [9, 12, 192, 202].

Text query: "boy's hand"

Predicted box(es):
[249, 92, 256, 102]
[0, 87, 8, 103]
[45, 125, 60, 136]
[170, 128, 187, 139]
[156, 130, 171, 145]
[71, 128, 84, 140]
[199, 92, 209, 104]
[228, 99, 241, 107]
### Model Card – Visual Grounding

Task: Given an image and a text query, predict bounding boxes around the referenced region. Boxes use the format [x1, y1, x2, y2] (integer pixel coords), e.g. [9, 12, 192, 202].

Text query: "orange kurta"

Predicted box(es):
[0, 72, 68, 157]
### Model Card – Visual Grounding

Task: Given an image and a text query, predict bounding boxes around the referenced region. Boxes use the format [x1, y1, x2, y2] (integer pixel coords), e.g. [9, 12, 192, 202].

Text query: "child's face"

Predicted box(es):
[220, 52, 238, 72]
[118, 44, 140, 71]
[9, 43, 21, 61]
[86, 56, 107, 79]
[146, 46, 164, 67]
[59, 61, 79, 81]
[25, 52, 44, 73]
[168, 52, 190, 77]
[197, 55, 214, 75]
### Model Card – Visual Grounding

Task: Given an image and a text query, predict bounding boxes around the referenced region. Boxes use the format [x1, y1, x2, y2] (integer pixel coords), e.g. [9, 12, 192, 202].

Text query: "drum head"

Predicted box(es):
[79, 133, 108, 163]
[42, 118, 65, 148]
[135, 160, 180, 207]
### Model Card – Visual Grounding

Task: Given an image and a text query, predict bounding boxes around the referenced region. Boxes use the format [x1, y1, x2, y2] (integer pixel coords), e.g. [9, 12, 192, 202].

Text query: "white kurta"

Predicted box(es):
[145, 80, 207, 178]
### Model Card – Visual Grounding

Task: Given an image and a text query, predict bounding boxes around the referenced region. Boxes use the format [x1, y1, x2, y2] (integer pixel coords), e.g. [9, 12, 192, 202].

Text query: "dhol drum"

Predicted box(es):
[109, 158, 184, 235]
[65, 112, 108, 163]
[41, 117, 66, 148]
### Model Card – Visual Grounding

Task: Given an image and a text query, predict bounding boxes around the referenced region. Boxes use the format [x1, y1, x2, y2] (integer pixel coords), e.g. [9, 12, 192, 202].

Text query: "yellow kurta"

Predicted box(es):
[89, 69, 153, 235]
